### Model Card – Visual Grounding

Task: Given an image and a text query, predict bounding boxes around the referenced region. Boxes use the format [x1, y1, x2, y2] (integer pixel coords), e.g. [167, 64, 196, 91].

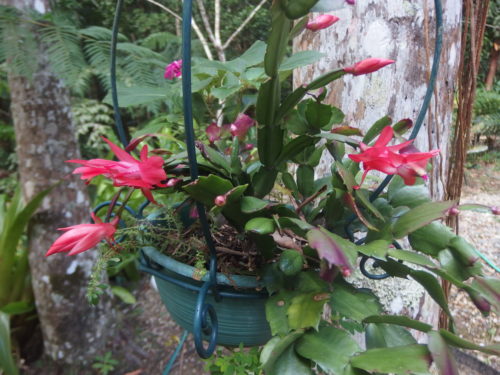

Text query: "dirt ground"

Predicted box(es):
[21, 163, 500, 375]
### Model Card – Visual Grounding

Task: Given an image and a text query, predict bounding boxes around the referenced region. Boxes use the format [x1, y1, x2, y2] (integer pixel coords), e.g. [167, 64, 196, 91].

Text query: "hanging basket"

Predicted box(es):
[140, 246, 271, 347]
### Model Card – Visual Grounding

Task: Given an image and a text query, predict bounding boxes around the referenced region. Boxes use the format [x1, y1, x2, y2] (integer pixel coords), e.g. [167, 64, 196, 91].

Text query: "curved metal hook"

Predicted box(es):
[359, 241, 402, 280]
[359, 255, 390, 280]
[193, 280, 219, 358]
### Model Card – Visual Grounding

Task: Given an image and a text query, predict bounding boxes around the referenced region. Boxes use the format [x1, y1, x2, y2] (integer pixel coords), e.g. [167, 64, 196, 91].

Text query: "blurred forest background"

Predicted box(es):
[0, 0, 498, 374]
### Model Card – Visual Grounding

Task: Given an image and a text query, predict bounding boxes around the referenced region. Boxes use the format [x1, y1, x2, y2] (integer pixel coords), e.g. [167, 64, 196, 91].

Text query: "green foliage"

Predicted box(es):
[205, 345, 263, 375]
[0, 8, 174, 101]
[0, 186, 52, 307]
[92, 351, 118, 375]
[73, 99, 115, 158]
[0, 185, 52, 375]
[0, 312, 18, 375]
[472, 88, 500, 138]
[86, 248, 118, 305]
[0, 6, 38, 80]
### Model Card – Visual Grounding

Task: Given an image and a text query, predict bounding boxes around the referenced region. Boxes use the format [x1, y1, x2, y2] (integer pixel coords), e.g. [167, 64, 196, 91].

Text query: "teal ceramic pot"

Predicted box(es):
[141, 247, 271, 347]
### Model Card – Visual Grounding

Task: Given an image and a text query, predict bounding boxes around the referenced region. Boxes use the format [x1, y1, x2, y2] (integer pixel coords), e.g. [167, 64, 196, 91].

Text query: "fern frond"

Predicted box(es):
[40, 19, 87, 90]
[117, 42, 165, 60]
[79, 26, 127, 42]
[117, 43, 167, 87]
[140, 31, 181, 53]
[0, 6, 38, 79]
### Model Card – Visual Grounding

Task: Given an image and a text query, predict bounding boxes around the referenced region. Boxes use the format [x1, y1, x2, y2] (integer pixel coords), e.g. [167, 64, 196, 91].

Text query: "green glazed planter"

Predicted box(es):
[141, 246, 271, 347]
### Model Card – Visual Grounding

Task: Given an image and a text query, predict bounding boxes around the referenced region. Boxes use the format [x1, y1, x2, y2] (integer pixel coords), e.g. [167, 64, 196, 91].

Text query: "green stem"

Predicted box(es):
[114, 188, 135, 220]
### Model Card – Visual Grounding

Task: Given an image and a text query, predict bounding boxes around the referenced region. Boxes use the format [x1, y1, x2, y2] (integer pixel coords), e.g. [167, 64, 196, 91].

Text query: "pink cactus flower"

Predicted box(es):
[46, 214, 119, 256]
[306, 15, 340, 31]
[206, 122, 228, 143]
[164, 60, 182, 80]
[230, 114, 255, 140]
[68, 137, 167, 204]
[348, 126, 439, 188]
[344, 58, 395, 76]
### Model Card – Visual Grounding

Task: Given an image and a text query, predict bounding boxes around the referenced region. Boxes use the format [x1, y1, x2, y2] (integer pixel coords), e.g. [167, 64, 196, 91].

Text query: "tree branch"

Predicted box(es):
[214, 0, 221, 46]
[195, 0, 216, 46]
[222, 0, 267, 50]
[144, 0, 214, 60]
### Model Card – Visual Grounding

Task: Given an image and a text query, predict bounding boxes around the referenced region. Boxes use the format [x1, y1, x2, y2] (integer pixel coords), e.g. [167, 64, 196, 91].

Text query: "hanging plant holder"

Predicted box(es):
[140, 247, 271, 348]
[101, 0, 474, 373]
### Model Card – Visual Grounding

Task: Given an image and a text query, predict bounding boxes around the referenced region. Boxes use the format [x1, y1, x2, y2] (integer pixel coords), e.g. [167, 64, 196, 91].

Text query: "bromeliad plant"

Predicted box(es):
[47, 0, 500, 374]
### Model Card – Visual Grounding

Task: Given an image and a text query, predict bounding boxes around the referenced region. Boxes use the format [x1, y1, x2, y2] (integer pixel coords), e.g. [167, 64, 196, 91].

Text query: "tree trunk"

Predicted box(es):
[485, 40, 499, 91]
[294, 0, 461, 335]
[3, 0, 113, 364]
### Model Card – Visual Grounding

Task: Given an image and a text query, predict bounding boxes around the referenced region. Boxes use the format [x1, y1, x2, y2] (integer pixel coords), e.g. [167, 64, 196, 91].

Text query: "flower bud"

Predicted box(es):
[306, 15, 340, 31]
[340, 266, 351, 277]
[189, 205, 199, 219]
[467, 289, 491, 316]
[491, 206, 500, 215]
[447, 207, 460, 216]
[344, 58, 395, 76]
[165, 178, 181, 188]
[214, 195, 227, 207]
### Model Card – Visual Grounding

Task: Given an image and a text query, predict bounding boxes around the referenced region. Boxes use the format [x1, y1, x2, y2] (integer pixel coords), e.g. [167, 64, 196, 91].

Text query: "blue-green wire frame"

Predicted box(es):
[109, 0, 221, 364]
[110, 0, 128, 147]
[181, 0, 221, 359]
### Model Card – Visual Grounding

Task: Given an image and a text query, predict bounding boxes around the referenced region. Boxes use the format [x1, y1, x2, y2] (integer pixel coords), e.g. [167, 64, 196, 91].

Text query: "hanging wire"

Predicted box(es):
[181, 0, 221, 359]
[110, 0, 128, 147]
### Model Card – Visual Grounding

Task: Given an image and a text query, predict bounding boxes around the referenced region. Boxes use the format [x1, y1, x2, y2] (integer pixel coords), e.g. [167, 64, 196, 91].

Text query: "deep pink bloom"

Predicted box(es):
[46, 214, 119, 256]
[68, 137, 167, 203]
[344, 58, 395, 76]
[348, 126, 439, 187]
[346, 0, 355, 4]
[164, 60, 182, 80]
[206, 122, 224, 143]
[306, 15, 340, 31]
[230, 114, 255, 140]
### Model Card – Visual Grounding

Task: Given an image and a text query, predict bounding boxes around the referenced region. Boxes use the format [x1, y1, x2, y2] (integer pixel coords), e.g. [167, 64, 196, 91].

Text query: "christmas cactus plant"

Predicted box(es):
[47, 0, 499, 374]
